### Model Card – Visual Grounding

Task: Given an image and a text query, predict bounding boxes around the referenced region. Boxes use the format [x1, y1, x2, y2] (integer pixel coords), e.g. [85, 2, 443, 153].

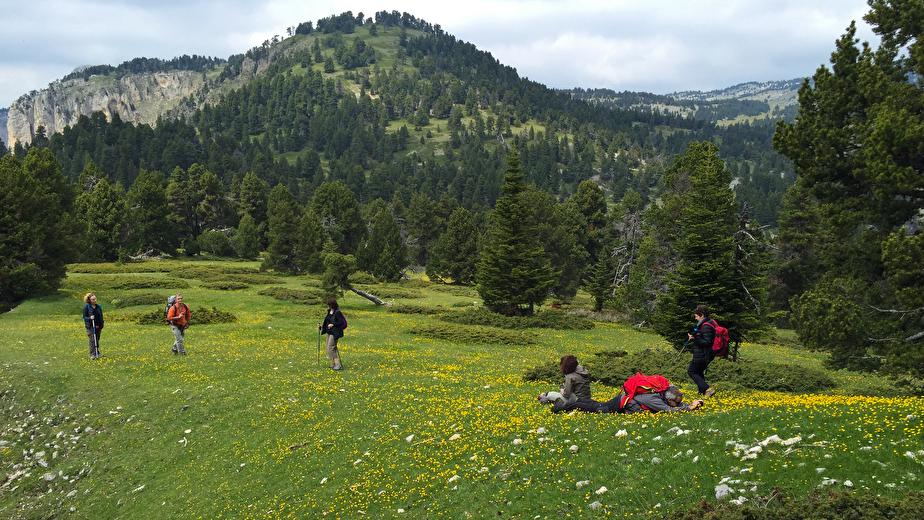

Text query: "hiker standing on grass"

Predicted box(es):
[167, 294, 190, 355]
[688, 304, 717, 398]
[319, 297, 344, 370]
[537, 354, 591, 407]
[82, 293, 104, 359]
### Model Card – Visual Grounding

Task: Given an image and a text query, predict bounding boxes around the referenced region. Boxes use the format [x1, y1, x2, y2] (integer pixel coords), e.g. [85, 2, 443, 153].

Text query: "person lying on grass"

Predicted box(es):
[543, 386, 703, 414]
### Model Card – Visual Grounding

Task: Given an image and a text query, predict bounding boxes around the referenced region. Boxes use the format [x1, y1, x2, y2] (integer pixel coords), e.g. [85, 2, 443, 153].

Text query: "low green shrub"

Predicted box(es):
[200, 281, 251, 291]
[387, 304, 448, 315]
[353, 285, 422, 299]
[399, 279, 431, 288]
[258, 286, 325, 305]
[302, 277, 323, 287]
[171, 265, 262, 279]
[118, 305, 237, 325]
[440, 308, 594, 330]
[429, 284, 478, 297]
[62, 275, 189, 291]
[408, 323, 537, 345]
[199, 273, 282, 284]
[348, 271, 378, 284]
[523, 349, 837, 393]
[664, 490, 924, 520]
[109, 292, 167, 308]
[67, 262, 174, 274]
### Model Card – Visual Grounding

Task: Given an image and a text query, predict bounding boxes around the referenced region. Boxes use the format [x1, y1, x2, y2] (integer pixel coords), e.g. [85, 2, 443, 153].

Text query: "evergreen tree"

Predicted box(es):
[773, 4, 924, 374]
[0, 150, 75, 307]
[74, 165, 128, 262]
[476, 148, 557, 315]
[295, 210, 327, 273]
[356, 204, 408, 281]
[126, 169, 174, 255]
[651, 142, 739, 348]
[262, 184, 303, 272]
[233, 214, 262, 259]
[427, 206, 479, 284]
[309, 181, 366, 255]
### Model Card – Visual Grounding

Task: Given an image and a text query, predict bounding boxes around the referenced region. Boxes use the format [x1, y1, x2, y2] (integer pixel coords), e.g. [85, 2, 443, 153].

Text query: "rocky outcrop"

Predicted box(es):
[6, 71, 206, 146]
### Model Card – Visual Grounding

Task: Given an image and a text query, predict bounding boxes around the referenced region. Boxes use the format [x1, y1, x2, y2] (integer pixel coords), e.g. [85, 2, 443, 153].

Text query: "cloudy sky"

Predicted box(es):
[1, 0, 878, 109]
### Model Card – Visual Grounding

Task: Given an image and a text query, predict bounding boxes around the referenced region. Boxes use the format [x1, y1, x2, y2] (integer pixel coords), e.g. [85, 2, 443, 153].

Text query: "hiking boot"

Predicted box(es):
[704, 387, 716, 398]
[329, 363, 336, 369]
[332, 363, 343, 370]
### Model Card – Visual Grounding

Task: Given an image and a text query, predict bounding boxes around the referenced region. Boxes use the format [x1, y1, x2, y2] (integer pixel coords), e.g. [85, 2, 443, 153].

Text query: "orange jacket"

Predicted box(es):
[167, 303, 190, 328]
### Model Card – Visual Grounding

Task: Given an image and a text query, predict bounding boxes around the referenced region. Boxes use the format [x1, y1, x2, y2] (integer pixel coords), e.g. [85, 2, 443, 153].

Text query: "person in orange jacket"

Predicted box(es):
[167, 293, 190, 355]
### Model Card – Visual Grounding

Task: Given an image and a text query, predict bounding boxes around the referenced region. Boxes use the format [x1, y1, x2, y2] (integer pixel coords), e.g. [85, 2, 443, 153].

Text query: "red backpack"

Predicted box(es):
[619, 372, 672, 409]
[702, 319, 729, 357]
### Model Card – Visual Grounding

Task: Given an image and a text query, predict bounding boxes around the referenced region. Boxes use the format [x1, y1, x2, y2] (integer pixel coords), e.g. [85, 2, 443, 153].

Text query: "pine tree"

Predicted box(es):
[262, 184, 303, 272]
[428, 206, 479, 284]
[651, 142, 739, 348]
[476, 148, 557, 315]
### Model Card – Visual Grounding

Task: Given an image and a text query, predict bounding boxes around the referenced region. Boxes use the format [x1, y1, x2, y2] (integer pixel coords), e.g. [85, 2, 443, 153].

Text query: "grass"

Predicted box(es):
[1, 260, 922, 519]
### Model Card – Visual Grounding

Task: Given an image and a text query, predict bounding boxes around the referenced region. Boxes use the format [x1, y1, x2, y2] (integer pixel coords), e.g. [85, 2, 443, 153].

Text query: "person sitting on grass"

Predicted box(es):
[537, 354, 591, 408]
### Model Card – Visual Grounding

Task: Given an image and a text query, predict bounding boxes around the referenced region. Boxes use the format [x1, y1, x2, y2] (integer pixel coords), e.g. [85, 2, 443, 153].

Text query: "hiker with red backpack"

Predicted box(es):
[687, 304, 726, 398]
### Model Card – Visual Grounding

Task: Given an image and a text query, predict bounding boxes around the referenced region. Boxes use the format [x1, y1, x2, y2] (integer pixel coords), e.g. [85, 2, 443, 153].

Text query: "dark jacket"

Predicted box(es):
[322, 309, 345, 339]
[83, 304, 104, 330]
[691, 318, 716, 362]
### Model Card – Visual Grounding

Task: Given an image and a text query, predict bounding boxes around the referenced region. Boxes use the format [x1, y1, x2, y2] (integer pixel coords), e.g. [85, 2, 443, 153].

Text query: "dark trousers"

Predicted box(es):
[86, 327, 101, 357]
[687, 357, 712, 394]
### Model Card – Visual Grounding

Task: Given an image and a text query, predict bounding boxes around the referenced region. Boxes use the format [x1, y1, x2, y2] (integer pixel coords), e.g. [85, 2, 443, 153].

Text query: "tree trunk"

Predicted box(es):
[350, 286, 391, 306]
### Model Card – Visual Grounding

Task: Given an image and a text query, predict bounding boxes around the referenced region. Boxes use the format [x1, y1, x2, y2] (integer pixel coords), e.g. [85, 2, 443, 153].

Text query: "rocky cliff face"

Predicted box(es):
[6, 70, 206, 146]
[0, 108, 8, 149]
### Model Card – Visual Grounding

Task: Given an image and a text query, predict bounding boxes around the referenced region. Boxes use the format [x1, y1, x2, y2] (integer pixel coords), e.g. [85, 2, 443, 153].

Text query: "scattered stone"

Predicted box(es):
[589, 501, 602, 510]
[715, 484, 733, 499]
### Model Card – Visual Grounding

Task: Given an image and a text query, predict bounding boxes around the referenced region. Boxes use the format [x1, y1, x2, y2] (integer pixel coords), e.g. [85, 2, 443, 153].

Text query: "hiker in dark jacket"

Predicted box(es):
[688, 304, 717, 398]
[538, 354, 591, 407]
[319, 297, 344, 370]
[82, 293, 104, 359]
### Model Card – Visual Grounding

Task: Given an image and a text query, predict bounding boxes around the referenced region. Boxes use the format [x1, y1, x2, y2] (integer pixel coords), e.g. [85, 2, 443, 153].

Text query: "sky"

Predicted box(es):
[0, 0, 879, 109]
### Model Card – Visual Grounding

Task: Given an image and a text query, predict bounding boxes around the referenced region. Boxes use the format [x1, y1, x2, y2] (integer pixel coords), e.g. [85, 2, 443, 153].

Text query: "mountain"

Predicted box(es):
[3, 10, 796, 230]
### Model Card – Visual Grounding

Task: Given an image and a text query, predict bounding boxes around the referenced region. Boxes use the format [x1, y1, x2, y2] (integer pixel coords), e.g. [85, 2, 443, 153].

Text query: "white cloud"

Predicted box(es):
[0, 0, 879, 107]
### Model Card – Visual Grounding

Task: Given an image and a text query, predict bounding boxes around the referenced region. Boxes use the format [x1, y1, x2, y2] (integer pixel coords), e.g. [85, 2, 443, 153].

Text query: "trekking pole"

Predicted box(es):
[90, 315, 99, 357]
[317, 326, 321, 366]
[672, 339, 690, 366]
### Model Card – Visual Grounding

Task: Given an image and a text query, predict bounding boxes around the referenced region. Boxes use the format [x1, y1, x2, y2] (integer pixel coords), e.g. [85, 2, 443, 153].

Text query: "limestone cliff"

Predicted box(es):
[6, 71, 209, 146]
[6, 52, 281, 147]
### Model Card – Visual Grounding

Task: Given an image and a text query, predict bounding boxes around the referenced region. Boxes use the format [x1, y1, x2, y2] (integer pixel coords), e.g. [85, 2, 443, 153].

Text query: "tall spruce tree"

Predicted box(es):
[262, 184, 303, 272]
[427, 206, 479, 284]
[651, 141, 739, 348]
[476, 148, 557, 315]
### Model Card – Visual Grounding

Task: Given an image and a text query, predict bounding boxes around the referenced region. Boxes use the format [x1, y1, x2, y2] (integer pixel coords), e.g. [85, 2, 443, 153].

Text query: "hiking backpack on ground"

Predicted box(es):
[619, 372, 672, 409]
[702, 319, 730, 357]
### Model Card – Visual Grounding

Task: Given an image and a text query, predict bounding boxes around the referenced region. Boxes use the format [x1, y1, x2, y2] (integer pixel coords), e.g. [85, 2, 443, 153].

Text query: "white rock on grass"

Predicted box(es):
[615, 430, 628, 438]
[589, 501, 603, 510]
[576, 480, 591, 489]
[569, 445, 579, 454]
[715, 484, 733, 499]
[595, 486, 608, 495]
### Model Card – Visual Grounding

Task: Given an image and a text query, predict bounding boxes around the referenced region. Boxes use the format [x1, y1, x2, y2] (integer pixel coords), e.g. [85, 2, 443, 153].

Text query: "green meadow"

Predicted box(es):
[1, 261, 922, 519]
